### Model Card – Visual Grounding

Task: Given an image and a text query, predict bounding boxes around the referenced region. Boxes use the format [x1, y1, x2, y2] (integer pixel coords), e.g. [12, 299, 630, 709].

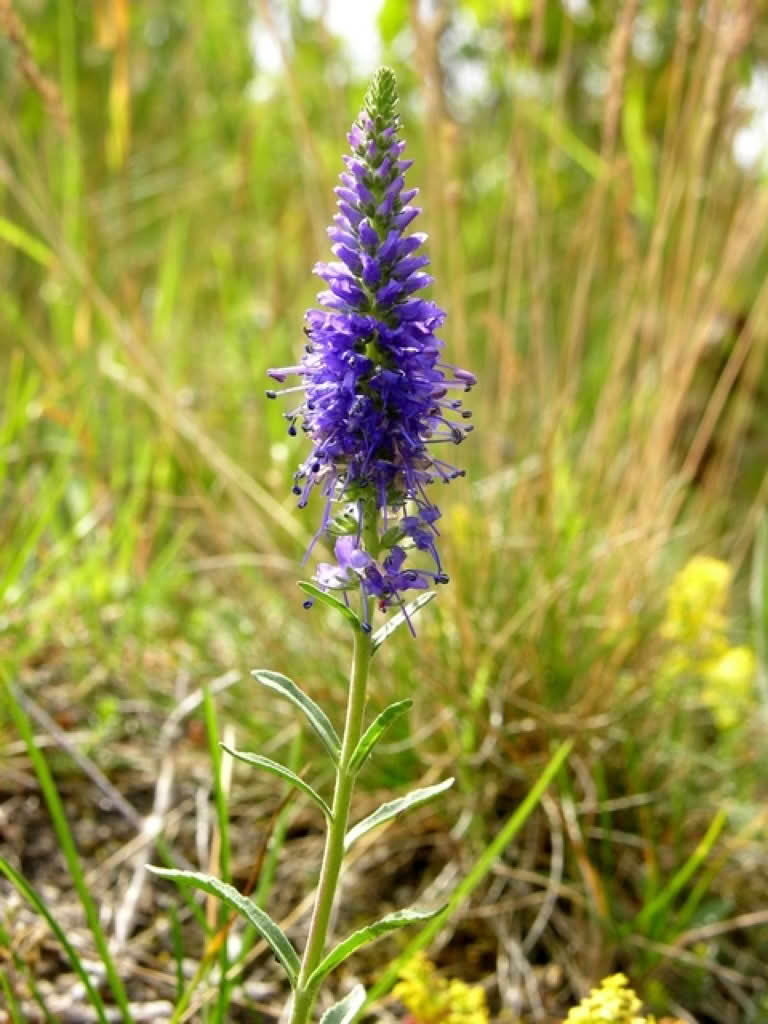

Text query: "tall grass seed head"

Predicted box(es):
[267, 68, 475, 618]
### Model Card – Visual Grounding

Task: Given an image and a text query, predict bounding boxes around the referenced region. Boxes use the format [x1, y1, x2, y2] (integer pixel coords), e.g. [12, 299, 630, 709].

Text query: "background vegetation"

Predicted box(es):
[1, 1, 767, 1022]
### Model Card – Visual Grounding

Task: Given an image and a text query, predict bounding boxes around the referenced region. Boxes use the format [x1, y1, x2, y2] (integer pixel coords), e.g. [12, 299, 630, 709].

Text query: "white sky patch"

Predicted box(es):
[561, 0, 592, 20]
[734, 66, 768, 171]
[302, 0, 384, 75]
[250, 1, 384, 98]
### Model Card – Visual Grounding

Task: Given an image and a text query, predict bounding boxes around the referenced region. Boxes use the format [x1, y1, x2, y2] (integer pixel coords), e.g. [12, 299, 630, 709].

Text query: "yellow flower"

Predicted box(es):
[701, 645, 756, 729]
[393, 952, 489, 1024]
[563, 974, 649, 1023]
[661, 556, 731, 649]
[657, 555, 756, 729]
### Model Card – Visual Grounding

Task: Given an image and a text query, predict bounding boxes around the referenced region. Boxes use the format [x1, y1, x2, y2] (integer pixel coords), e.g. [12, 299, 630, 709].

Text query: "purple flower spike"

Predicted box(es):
[267, 68, 474, 617]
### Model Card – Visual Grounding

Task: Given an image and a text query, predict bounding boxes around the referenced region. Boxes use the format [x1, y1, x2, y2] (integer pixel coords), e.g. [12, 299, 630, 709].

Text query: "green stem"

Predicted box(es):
[290, 612, 373, 1024]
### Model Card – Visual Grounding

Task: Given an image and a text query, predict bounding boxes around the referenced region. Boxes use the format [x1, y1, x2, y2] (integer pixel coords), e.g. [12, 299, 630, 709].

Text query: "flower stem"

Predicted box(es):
[289, 606, 373, 1024]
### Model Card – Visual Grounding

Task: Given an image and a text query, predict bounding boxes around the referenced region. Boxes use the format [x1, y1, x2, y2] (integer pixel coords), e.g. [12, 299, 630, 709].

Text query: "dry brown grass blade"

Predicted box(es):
[0, 141, 309, 553]
[0, 0, 69, 135]
[560, 0, 638, 393]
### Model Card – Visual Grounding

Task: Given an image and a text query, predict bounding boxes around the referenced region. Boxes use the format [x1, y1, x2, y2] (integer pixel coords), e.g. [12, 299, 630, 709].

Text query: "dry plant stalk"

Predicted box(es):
[0, 0, 69, 135]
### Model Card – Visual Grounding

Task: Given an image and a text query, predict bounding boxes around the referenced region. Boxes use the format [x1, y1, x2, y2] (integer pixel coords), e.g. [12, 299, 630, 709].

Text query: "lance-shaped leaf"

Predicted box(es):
[307, 905, 446, 990]
[371, 592, 436, 652]
[0, 858, 110, 1024]
[147, 868, 300, 987]
[344, 777, 454, 852]
[221, 744, 333, 821]
[252, 670, 340, 763]
[298, 581, 362, 632]
[349, 699, 413, 774]
[318, 983, 366, 1024]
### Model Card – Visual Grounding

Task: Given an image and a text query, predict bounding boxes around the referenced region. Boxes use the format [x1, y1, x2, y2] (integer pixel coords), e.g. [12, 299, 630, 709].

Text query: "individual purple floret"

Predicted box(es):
[267, 68, 474, 618]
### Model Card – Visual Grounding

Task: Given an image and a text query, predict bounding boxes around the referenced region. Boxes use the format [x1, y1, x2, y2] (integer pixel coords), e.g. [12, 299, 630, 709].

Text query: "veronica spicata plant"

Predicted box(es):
[149, 68, 474, 1023]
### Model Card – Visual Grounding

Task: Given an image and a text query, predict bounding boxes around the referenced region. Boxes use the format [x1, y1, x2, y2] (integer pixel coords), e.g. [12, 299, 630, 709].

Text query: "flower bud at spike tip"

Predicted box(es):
[267, 68, 475, 617]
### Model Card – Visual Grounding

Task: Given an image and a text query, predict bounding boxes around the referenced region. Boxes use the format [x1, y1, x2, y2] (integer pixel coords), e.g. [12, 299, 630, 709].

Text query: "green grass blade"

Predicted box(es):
[344, 778, 454, 852]
[750, 513, 768, 705]
[0, 917, 60, 1023]
[202, 684, 231, 1023]
[169, 907, 185, 1002]
[230, 732, 303, 986]
[0, 968, 23, 1024]
[254, 730, 303, 909]
[634, 808, 727, 936]
[363, 739, 573, 1008]
[0, 475, 69, 603]
[0, 216, 54, 267]
[203, 685, 231, 883]
[221, 744, 333, 821]
[1, 680, 136, 1023]
[0, 859, 110, 1024]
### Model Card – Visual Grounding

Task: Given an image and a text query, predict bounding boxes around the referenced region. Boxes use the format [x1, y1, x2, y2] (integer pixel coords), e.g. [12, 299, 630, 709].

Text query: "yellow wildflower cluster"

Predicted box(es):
[563, 974, 650, 1023]
[659, 556, 755, 729]
[393, 952, 489, 1024]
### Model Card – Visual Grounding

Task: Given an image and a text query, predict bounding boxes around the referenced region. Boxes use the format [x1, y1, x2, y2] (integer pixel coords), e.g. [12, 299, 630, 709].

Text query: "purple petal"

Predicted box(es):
[335, 536, 372, 570]
[359, 219, 379, 247]
[394, 207, 420, 232]
[315, 562, 351, 588]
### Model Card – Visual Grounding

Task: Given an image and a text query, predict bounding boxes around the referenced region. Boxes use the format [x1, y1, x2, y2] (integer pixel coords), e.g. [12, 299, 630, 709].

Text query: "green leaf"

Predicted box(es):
[221, 744, 333, 821]
[371, 591, 436, 651]
[252, 670, 341, 763]
[622, 75, 655, 221]
[364, 739, 574, 1007]
[344, 778, 454, 852]
[0, 858, 110, 1024]
[0, 216, 54, 267]
[0, 969, 22, 1024]
[349, 700, 413, 773]
[326, 509, 359, 537]
[377, 0, 407, 46]
[318, 983, 366, 1024]
[307, 906, 445, 989]
[147, 868, 300, 987]
[298, 582, 362, 632]
[750, 512, 768, 705]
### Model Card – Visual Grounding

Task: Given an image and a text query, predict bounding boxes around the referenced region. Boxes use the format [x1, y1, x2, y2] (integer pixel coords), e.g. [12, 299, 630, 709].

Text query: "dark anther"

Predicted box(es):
[292, 485, 302, 495]
[461, 410, 472, 419]
[265, 390, 277, 399]
[303, 600, 314, 610]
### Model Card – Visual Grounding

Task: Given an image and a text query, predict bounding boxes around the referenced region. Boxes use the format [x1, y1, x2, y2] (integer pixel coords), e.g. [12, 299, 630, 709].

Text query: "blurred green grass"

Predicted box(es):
[2, 1, 768, 1021]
